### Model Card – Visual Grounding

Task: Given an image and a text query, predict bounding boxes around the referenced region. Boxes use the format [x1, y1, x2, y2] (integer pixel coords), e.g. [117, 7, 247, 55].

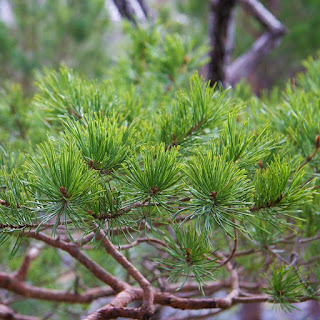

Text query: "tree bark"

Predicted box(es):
[208, 0, 286, 87]
[112, 0, 137, 25]
[208, 0, 237, 86]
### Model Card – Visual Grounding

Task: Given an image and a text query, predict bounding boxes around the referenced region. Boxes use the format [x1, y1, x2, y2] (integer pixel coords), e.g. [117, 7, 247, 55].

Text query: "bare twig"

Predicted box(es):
[120, 237, 167, 250]
[14, 243, 43, 281]
[137, 0, 149, 18]
[299, 135, 320, 170]
[219, 226, 238, 267]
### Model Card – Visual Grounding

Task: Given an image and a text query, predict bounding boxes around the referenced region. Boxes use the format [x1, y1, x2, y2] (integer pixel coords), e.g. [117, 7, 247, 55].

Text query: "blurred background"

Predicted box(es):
[1, 0, 320, 95]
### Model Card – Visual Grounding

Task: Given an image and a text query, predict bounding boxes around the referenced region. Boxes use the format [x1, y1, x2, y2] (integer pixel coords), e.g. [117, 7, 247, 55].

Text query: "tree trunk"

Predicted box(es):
[207, 0, 237, 86]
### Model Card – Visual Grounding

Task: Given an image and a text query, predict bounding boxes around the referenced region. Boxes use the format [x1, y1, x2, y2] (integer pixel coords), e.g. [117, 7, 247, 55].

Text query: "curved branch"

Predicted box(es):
[14, 243, 43, 281]
[299, 135, 320, 170]
[226, 0, 286, 85]
[85, 288, 142, 320]
[0, 272, 113, 303]
[218, 226, 238, 267]
[27, 232, 128, 292]
[120, 237, 167, 250]
[112, 0, 137, 25]
[97, 229, 154, 318]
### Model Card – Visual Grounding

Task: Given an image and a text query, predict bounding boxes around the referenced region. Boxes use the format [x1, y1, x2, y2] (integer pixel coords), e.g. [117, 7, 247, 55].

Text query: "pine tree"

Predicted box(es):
[0, 22, 320, 320]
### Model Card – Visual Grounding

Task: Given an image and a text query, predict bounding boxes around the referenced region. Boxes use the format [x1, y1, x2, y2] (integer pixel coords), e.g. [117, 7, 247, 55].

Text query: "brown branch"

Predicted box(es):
[167, 309, 223, 320]
[265, 245, 289, 264]
[299, 135, 320, 170]
[218, 226, 238, 267]
[27, 232, 128, 292]
[299, 232, 320, 244]
[98, 229, 154, 318]
[167, 279, 259, 295]
[92, 200, 153, 220]
[86, 306, 141, 320]
[85, 288, 142, 320]
[0, 272, 113, 303]
[208, 0, 237, 85]
[238, 0, 285, 34]
[220, 255, 239, 305]
[2, 269, 318, 316]
[0, 304, 40, 320]
[120, 237, 167, 250]
[137, 0, 149, 18]
[112, 0, 137, 25]
[233, 248, 257, 257]
[14, 243, 43, 281]
[225, 7, 235, 66]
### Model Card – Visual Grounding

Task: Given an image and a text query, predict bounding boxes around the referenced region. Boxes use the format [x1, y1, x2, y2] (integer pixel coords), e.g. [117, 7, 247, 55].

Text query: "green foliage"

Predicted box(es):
[34, 67, 119, 124]
[210, 115, 276, 171]
[26, 141, 100, 235]
[0, 84, 45, 149]
[113, 22, 208, 98]
[263, 264, 308, 312]
[157, 224, 218, 293]
[182, 150, 252, 235]
[158, 73, 234, 148]
[0, 169, 34, 255]
[297, 52, 320, 97]
[119, 144, 181, 208]
[252, 156, 314, 216]
[147, 34, 208, 83]
[1, 14, 320, 317]
[63, 115, 135, 173]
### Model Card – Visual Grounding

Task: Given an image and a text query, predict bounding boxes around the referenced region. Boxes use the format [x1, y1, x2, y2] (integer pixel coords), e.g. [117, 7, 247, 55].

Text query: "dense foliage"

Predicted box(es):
[1, 2, 320, 319]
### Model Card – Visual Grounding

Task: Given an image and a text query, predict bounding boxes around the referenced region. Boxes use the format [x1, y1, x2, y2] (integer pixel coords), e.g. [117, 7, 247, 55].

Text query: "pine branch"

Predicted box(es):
[120, 237, 167, 250]
[299, 135, 320, 170]
[0, 272, 114, 303]
[27, 232, 128, 292]
[218, 224, 238, 267]
[97, 229, 154, 319]
[13, 243, 43, 281]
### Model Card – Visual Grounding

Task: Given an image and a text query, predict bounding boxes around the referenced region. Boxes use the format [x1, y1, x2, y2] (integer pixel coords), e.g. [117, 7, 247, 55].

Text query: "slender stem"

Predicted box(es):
[14, 243, 43, 281]
[299, 135, 320, 170]
[120, 237, 167, 250]
[299, 232, 320, 244]
[219, 226, 238, 267]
